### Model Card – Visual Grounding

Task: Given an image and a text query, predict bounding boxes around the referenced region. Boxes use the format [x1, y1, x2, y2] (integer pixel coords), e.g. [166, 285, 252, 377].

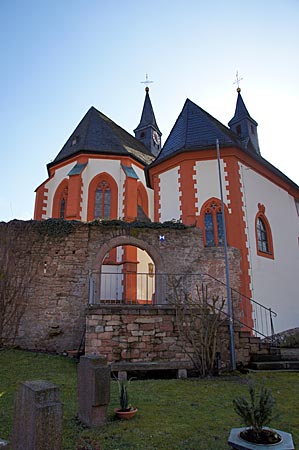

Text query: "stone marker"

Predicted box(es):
[12, 380, 63, 450]
[77, 355, 111, 427]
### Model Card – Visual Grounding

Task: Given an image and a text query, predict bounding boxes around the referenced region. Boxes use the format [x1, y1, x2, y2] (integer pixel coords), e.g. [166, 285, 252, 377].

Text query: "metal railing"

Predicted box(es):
[89, 271, 156, 305]
[89, 271, 277, 340]
[200, 272, 277, 341]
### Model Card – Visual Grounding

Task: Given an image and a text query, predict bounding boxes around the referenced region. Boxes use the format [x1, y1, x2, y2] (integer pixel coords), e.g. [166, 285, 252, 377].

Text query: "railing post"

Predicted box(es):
[88, 271, 94, 305]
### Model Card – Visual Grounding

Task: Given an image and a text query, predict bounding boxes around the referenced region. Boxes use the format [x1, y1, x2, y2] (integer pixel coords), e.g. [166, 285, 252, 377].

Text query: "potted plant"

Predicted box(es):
[114, 379, 138, 420]
[228, 381, 294, 449]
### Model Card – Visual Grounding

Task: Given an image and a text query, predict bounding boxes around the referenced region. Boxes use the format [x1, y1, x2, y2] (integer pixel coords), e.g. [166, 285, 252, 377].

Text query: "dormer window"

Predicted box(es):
[71, 135, 80, 146]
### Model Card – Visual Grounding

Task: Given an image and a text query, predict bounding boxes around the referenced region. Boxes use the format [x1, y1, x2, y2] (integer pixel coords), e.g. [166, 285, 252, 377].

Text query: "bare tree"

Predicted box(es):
[168, 276, 226, 377]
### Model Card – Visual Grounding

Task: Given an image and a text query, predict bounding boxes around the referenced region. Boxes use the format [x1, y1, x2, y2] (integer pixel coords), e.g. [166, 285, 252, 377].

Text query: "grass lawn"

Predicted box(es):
[0, 349, 298, 450]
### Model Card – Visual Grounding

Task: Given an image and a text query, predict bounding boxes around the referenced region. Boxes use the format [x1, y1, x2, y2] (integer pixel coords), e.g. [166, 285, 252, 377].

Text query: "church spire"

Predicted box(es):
[228, 88, 260, 155]
[134, 83, 162, 158]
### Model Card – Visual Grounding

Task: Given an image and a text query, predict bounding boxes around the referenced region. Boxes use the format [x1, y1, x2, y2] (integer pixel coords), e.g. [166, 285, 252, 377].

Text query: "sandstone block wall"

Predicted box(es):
[0, 220, 241, 353]
[85, 305, 255, 367]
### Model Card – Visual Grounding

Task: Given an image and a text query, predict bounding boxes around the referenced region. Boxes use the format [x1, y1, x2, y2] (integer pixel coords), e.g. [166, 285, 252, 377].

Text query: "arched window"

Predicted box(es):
[60, 198, 66, 218]
[94, 180, 111, 219]
[52, 180, 68, 219]
[87, 172, 118, 222]
[203, 199, 224, 246]
[256, 217, 268, 252]
[255, 204, 274, 259]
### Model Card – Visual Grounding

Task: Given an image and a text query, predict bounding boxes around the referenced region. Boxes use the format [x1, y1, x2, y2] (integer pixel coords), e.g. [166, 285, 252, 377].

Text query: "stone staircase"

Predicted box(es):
[248, 347, 299, 371]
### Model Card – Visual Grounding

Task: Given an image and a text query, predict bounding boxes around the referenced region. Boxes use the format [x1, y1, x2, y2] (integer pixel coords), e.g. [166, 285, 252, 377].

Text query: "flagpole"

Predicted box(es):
[216, 139, 236, 370]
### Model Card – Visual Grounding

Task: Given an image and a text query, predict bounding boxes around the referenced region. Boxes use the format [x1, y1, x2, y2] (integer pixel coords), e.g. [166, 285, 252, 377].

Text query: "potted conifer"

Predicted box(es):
[228, 381, 294, 449]
[114, 379, 138, 420]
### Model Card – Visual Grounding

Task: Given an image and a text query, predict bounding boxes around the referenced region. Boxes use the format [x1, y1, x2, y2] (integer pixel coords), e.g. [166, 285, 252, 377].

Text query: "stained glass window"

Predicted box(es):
[204, 213, 215, 246]
[203, 200, 225, 247]
[216, 212, 224, 246]
[60, 198, 66, 219]
[59, 187, 68, 219]
[94, 181, 111, 219]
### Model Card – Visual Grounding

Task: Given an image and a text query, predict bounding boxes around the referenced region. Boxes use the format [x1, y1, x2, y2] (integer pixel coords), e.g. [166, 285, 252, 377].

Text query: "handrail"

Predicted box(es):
[201, 272, 277, 318]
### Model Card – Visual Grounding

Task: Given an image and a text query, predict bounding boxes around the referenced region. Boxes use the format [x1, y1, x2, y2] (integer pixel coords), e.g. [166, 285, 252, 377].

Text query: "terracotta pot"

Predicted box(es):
[114, 407, 138, 420]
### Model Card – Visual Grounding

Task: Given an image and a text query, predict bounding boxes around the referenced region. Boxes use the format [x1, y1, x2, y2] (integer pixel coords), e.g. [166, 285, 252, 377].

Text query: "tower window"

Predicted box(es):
[236, 125, 242, 136]
[140, 132, 145, 138]
[251, 125, 255, 135]
[203, 200, 224, 246]
[94, 180, 111, 219]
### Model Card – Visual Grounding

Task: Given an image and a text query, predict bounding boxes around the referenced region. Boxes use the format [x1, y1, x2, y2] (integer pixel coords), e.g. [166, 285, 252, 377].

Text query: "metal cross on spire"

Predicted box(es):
[141, 73, 153, 92]
[233, 70, 243, 93]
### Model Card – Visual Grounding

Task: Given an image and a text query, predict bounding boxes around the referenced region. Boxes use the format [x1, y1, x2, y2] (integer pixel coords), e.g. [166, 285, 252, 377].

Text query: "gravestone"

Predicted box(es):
[77, 355, 111, 427]
[12, 380, 63, 450]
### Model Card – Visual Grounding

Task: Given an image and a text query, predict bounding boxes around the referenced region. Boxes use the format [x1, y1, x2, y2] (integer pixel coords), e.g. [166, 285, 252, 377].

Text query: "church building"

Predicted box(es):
[34, 86, 299, 333]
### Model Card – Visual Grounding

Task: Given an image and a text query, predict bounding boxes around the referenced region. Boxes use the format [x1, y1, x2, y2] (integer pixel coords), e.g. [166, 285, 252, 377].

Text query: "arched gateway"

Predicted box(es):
[90, 234, 166, 305]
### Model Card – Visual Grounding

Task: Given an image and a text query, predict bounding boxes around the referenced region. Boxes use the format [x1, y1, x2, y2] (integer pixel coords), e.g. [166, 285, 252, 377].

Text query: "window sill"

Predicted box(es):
[257, 250, 274, 260]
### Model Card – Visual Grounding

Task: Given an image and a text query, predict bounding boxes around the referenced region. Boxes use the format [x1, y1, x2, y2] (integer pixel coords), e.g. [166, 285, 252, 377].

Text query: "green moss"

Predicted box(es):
[35, 219, 79, 238]
[88, 219, 189, 230]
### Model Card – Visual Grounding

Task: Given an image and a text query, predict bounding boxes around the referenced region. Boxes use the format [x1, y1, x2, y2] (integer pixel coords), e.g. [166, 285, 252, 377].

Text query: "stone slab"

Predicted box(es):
[12, 380, 63, 450]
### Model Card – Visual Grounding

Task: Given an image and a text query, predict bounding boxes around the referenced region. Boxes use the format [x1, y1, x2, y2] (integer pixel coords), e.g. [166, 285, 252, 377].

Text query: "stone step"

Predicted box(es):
[249, 360, 299, 370]
[250, 353, 299, 362]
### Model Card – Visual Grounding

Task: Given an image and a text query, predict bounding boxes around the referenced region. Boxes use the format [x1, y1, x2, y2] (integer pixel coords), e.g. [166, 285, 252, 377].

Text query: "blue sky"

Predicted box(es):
[1, 0, 299, 221]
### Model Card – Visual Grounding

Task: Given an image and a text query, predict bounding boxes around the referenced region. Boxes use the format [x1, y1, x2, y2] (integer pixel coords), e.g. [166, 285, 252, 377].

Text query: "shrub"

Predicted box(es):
[233, 382, 277, 441]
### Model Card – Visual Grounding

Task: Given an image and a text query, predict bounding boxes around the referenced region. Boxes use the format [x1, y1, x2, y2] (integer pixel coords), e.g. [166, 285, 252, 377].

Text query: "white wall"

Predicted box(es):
[47, 158, 151, 222]
[43, 162, 74, 219]
[194, 159, 229, 213]
[137, 248, 155, 302]
[81, 159, 123, 221]
[159, 167, 180, 222]
[240, 162, 299, 332]
[101, 265, 123, 301]
[133, 164, 154, 221]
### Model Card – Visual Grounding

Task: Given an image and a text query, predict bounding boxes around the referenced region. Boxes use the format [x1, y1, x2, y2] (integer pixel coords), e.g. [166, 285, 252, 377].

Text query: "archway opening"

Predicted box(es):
[94, 244, 156, 305]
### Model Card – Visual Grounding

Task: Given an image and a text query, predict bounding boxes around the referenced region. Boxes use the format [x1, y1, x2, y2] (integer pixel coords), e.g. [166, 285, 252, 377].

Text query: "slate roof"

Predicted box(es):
[134, 89, 161, 133]
[228, 91, 258, 127]
[147, 98, 299, 192]
[50, 106, 155, 168]
[154, 99, 241, 163]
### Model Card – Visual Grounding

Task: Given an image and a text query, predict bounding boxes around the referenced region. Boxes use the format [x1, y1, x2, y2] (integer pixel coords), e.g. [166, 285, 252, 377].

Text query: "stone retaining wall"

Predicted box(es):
[85, 305, 260, 367]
